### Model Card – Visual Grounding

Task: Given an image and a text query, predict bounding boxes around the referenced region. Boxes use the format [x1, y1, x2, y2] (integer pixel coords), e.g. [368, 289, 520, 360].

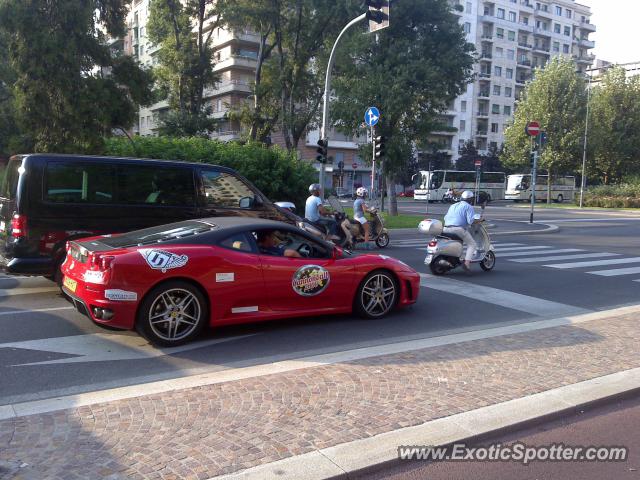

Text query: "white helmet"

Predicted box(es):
[356, 187, 367, 197]
[461, 190, 474, 200]
[309, 183, 321, 193]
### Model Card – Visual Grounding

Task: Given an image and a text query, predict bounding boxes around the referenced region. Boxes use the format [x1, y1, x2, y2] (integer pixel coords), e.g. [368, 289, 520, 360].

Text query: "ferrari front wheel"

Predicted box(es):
[137, 281, 208, 347]
[355, 270, 398, 319]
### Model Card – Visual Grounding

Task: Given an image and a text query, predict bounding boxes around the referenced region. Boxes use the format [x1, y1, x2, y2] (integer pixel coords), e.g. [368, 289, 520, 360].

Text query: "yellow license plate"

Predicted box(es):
[63, 276, 77, 293]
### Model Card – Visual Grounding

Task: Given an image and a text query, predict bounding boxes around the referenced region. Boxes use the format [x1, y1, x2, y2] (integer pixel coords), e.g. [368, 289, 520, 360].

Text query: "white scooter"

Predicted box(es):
[419, 208, 496, 275]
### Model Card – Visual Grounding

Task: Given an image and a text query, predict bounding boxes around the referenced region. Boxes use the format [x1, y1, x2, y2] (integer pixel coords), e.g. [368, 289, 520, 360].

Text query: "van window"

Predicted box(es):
[200, 170, 256, 209]
[0, 158, 21, 199]
[45, 162, 115, 204]
[117, 165, 195, 206]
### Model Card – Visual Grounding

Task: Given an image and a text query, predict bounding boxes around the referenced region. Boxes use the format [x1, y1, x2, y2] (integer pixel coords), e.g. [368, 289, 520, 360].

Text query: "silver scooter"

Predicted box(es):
[419, 208, 496, 275]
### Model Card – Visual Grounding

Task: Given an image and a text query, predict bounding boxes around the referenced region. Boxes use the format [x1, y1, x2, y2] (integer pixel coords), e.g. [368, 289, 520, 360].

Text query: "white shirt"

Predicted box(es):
[305, 195, 322, 222]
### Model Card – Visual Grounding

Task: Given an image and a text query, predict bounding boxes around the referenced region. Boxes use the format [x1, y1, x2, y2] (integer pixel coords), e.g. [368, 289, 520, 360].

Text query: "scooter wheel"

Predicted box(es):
[375, 233, 389, 248]
[429, 256, 448, 276]
[480, 251, 496, 271]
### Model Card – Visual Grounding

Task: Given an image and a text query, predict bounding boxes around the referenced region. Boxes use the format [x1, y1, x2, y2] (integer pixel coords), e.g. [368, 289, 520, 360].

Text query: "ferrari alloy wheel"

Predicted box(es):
[355, 270, 398, 319]
[137, 281, 207, 347]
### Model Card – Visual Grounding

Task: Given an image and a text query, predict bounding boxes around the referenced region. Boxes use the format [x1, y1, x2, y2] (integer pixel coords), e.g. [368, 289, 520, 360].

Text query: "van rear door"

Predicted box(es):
[0, 156, 23, 247]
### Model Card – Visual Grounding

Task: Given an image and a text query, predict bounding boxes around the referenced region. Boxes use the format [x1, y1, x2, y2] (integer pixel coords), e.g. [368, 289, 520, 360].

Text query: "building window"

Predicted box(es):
[505, 87, 512, 97]
[554, 23, 561, 33]
[563, 44, 570, 53]
[461, 100, 467, 112]
[490, 141, 498, 149]
[497, 8, 505, 19]
[506, 68, 513, 79]
[494, 66, 502, 76]
[504, 105, 512, 115]
[509, 11, 516, 22]
[508, 30, 516, 41]
[553, 41, 560, 52]
[521, 16, 529, 25]
[566, 9, 572, 19]
[463, 22, 471, 33]
[496, 28, 504, 39]
[507, 49, 515, 60]
[459, 120, 466, 131]
[564, 26, 571, 36]
[495, 47, 503, 58]
[492, 104, 500, 114]
[555, 6, 562, 16]
[493, 85, 501, 95]
[491, 123, 499, 133]
[466, 1, 472, 13]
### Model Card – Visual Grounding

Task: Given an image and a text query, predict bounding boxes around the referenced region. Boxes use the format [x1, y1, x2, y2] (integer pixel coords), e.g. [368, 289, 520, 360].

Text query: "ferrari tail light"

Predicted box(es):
[11, 214, 27, 238]
[90, 253, 115, 271]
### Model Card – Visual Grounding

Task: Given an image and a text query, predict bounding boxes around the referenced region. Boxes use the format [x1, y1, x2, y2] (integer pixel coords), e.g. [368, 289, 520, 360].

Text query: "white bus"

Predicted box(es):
[505, 174, 576, 203]
[413, 170, 506, 202]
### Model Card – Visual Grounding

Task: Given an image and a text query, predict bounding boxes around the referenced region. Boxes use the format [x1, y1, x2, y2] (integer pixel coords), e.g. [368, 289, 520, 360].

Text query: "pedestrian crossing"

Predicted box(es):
[392, 237, 640, 282]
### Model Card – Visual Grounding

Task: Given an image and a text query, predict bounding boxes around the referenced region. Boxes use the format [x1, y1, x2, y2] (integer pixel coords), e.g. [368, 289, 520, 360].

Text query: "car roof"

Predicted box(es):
[13, 153, 237, 172]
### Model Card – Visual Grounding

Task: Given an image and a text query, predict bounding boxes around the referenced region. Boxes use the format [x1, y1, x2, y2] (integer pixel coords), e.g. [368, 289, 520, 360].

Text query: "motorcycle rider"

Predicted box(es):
[353, 187, 372, 246]
[443, 190, 480, 272]
[305, 184, 338, 238]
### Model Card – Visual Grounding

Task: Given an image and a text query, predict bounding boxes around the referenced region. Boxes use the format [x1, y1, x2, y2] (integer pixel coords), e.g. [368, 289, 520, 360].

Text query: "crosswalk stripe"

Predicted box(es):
[511, 252, 620, 263]
[588, 266, 640, 277]
[500, 249, 583, 258]
[545, 257, 640, 269]
[495, 246, 550, 252]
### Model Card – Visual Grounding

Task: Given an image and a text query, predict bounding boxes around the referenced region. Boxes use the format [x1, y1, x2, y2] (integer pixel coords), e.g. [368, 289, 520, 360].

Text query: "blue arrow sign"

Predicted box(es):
[364, 106, 380, 127]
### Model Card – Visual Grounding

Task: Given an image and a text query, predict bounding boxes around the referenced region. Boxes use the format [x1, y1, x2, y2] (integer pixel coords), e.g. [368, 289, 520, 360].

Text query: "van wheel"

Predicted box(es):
[556, 194, 564, 203]
[136, 281, 208, 347]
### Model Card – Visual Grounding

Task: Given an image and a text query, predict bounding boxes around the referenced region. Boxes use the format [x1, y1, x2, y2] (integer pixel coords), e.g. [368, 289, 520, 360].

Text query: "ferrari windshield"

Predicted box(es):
[100, 221, 217, 248]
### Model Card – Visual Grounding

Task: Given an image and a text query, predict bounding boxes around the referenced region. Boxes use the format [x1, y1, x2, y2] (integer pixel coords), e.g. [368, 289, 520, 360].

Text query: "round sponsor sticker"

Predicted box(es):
[291, 265, 330, 297]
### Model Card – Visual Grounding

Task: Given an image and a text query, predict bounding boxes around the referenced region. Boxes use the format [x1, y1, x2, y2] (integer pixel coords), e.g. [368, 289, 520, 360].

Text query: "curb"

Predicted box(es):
[211, 368, 640, 480]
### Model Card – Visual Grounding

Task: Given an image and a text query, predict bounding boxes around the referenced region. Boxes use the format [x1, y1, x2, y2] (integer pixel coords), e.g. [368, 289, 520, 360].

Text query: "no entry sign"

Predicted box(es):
[352, 163, 358, 169]
[525, 121, 540, 136]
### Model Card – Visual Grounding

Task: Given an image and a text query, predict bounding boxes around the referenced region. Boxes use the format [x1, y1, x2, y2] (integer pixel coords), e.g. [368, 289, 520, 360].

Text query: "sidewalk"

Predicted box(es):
[2, 305, 640, 480]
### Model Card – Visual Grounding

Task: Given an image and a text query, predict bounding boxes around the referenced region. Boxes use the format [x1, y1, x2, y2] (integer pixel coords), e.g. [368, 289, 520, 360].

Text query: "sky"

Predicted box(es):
[585, 0, 640, 64]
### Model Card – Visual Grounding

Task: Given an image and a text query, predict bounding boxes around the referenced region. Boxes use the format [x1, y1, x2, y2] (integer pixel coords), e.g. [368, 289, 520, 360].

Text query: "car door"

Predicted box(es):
[257, 229, 356, 313]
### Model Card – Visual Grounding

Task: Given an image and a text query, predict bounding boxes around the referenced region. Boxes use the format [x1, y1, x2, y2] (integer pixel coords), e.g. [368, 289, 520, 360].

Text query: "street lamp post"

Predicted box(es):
[579, 72, 592, 209]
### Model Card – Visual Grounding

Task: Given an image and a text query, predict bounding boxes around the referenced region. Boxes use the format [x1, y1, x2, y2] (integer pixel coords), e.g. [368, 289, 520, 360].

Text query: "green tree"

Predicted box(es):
[0, 30, 18, 156]
[331, 0, 474, 215]
[588, 67, 640, 184]
[147, 0, 230, 137]
[503, 57, 586, 202]
[455, 141, 481, 170]
[0, 0, 153, 154]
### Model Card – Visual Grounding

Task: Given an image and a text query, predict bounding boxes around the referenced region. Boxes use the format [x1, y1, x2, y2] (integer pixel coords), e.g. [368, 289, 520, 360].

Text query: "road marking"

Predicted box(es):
[588, 266, 640, 277]
[0, 286, 59, 297]
[511, 252, 620, 263]
[545, 257, 640, 269]
[0, 306, 74, 317]
[2, 333, 258, 366]
[494, 246, 551, 252]
[4, 303, 639, 421]
[499, 249, 583, 258]
[548, 218, 640, 222]
[419, 274, 588, 317]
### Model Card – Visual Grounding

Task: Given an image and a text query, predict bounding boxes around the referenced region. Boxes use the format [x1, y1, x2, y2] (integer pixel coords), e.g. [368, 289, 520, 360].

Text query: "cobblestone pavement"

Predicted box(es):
[1, 313, 639, 480]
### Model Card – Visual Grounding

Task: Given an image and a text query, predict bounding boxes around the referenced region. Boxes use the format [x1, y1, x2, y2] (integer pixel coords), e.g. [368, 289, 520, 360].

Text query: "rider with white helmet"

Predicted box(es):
[304, 183, 337, 237]
[442, 190, 480, 272]
[354, 187, 371, 245]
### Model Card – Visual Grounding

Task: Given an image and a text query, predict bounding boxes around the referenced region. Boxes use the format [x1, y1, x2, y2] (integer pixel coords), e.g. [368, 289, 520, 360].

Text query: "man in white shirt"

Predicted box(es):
[304, 184, 337, 236]
[443, 190, 480, 272]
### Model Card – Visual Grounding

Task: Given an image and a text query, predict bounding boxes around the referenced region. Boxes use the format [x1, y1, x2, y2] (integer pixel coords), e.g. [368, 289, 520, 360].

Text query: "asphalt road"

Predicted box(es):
[363, 392, 640, 480]
[1, 204, 639, 406]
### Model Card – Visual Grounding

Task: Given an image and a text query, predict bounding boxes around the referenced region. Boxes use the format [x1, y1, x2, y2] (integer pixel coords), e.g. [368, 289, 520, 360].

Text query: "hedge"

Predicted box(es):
[583, 182, 640, 208]
[102, 136, 316, 209]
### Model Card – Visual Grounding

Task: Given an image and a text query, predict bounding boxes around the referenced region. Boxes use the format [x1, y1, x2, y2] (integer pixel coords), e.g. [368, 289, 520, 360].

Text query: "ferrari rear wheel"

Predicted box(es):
[355, 270, 398, 319]
[137, 281, 208, 347]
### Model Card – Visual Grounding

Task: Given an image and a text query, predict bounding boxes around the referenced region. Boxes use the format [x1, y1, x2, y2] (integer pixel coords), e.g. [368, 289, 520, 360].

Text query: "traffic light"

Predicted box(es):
[539, 131, 547, 149]
[316, 138, 328, 164]
[373, 135, 386, 158]
[365, 0, 389, 32]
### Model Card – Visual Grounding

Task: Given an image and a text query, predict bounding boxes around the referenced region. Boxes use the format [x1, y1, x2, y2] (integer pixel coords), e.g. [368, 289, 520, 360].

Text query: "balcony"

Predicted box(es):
[534, 28, 551, 37]
[574, 53, 595, 64]
[204, 79, 253, 97]
[478, 72, 491, 79]
[579, 38, 595, 49]
[518, 42, 533, 49]
[477, 111, 489, 118]
[480, 15, 495, 23]
[580, 21, 596, 32]
[535, 7, 552, 19]
[476, 130, 488, 136]
[479, 52, 493, 61]
[213, 54, 258, 72]
[517, 59, 532, 68]
[516, 77, 529, 85]
[518, 23, 534, 33]
[481, 34, 493, 41]
[519, 0, 534, 8]
[533, 44, 550, 53]
[478, 91, 490, 98]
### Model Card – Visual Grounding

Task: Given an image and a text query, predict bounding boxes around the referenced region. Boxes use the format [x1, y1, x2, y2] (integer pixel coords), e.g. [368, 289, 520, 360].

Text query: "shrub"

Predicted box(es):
[103, 136, 316, 208]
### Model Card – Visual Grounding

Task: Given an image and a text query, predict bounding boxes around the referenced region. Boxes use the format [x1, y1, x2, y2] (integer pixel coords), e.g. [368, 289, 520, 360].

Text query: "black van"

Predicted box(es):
[0, 154, 294, 281]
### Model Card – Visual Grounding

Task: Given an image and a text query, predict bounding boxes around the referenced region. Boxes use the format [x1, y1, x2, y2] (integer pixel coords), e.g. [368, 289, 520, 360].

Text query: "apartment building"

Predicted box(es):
[428, 0, 595, 162]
